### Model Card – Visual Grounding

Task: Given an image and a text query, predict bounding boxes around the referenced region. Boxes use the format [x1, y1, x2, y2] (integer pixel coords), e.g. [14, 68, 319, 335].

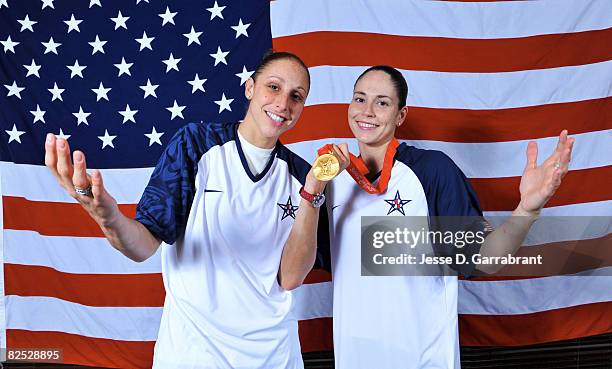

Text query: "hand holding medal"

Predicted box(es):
[312, 144, 350, 181]
[301, 144, 350, 208]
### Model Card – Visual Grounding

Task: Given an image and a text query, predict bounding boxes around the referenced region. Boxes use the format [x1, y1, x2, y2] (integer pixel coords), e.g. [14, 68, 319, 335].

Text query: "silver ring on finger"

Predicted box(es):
[74, 185, 93, 197]
[554, 161, 561, 170]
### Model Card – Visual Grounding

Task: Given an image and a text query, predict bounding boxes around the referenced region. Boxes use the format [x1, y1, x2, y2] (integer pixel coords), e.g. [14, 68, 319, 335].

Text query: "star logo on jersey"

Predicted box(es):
[385, 190, 411, 215]
[278, 196, 299, 220]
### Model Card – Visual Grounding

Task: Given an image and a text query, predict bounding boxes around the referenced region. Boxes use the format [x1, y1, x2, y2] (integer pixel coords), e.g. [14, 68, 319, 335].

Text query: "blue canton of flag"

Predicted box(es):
[0, 0, 272, 168]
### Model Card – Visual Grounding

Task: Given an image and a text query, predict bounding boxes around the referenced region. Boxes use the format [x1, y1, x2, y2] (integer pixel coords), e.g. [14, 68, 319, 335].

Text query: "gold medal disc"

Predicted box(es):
[313, 153, 340, 181]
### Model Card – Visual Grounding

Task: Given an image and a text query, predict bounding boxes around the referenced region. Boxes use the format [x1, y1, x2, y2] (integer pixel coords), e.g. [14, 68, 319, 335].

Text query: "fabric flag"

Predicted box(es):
[272, 0, 612, 348]
[0, 0, 610, 368]
[0, 0, 329, 367]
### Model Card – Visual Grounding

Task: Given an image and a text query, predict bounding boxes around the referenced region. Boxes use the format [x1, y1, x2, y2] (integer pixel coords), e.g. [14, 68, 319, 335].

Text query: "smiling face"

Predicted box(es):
[241, 58, 310, 148]
[348, 70, 407, 149]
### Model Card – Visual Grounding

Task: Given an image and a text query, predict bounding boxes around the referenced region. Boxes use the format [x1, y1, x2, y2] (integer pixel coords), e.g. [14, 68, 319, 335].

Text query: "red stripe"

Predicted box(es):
[273, 29, 612, 72]
[8, 305, 611, 365]
[4, 264, 165, 307]
[459, 301, 612, 346]
[7, 329, 154, 369]
[6, 239, 608, 298]
[476, 234, 612, 278]
[299, 318, 333, 352]
[304, 269, 332, 283]
[470, 166, 612, 211]
[9, 306, 610, 366]
[281, 97, 611, 144]
[4, 166, 609, 239]
[6, 321, 333, 369]
[4, 265, 328, 308]
[3, 196, 136, 237]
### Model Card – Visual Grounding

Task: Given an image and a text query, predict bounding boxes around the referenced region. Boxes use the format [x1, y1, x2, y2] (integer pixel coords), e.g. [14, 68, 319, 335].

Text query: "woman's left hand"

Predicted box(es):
[517, 130, 575, 215]
[304, 143, 350, 193]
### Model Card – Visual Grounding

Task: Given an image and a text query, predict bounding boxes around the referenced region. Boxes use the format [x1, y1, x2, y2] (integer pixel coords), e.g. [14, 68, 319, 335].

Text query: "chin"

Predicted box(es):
[263, 125, 286, 140]
[352, 131, 375, 144]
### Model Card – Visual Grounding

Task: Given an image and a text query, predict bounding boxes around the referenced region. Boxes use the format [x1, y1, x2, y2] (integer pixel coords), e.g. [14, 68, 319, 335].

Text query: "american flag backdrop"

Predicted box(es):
[0, 0, 611, 368]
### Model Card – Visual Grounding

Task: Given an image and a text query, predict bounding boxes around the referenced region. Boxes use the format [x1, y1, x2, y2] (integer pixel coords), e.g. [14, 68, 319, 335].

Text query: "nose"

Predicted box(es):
[275, 92, 291, 112]
[363, 101, 375, 117]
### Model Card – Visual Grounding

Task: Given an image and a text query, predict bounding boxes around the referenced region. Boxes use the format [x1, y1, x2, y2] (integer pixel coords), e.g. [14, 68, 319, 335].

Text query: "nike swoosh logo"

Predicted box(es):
[332, 205, 341, 211]
[204, 189, 223, 193]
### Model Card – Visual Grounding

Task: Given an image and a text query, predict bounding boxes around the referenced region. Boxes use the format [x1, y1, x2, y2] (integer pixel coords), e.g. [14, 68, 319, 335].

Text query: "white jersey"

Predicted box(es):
[136, 122, 323, 369]
[327, 143, 485, 369]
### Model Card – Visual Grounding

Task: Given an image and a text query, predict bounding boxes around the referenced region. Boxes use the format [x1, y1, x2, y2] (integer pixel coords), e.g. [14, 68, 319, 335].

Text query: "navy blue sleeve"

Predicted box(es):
[426, 151, 482, 217]
[428, 152, 490, 276]
[396, 146, 483, 217]
[135, 123, 224, 245]
[397, 146, 490, 276]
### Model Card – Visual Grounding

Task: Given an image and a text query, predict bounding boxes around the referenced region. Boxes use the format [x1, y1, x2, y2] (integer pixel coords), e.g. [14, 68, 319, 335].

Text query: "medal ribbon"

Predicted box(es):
[317, 138, 399, 194]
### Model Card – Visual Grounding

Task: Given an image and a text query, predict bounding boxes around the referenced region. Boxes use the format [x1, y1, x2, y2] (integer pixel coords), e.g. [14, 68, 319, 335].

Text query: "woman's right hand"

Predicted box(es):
[44, 133, 120, 228]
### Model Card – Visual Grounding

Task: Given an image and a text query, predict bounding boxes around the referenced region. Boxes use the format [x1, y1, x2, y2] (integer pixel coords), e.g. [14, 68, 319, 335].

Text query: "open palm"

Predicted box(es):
[518, 130, 574, 214]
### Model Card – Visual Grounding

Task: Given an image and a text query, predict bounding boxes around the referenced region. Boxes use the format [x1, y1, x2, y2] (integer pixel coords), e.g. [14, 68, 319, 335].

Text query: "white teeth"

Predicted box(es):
[267, 111, 285, 123]
[358, 122, 377, 128]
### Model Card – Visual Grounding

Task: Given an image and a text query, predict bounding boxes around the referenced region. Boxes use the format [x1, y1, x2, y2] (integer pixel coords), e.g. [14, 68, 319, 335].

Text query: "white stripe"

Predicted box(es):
[0, 162, 152, 203]
[5, 295, 161, 341]
[406, 132, 612, 178]
[484, 201, 612, 218]
[4, 230, 162, 274]
[485, 201, 612, 245]
[4, 130, 609, 200]
[7, 274, 609, 332]
[306, 62, 612, 109]
[3, 132, 610, 200]
[9, 275, 606, 333]
[459, 268, 612, 315]
[271, 0, 612, 39]
[5, 286, 332, 342]
[292, 282, 333, 320]
[484, 215, 611, 247]
[5, 211, 609, 275]
[286, 131, 612, 179]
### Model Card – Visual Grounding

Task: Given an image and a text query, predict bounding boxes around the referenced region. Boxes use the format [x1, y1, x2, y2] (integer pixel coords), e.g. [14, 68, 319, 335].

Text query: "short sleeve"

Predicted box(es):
[429, 152, 482, 217]
[397, 147, 492, 277]
[428, 152, 491, 276]
[135, 125, 204, 245]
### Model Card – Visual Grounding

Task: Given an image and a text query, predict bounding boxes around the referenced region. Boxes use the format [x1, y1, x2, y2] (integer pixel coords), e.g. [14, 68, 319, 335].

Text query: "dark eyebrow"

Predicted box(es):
[353, 91, 392, 100]
[268, 75, 307, 94]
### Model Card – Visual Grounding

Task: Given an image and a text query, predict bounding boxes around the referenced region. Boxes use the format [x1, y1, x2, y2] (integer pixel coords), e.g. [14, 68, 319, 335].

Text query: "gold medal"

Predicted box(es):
[313, 153, 340, 181]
